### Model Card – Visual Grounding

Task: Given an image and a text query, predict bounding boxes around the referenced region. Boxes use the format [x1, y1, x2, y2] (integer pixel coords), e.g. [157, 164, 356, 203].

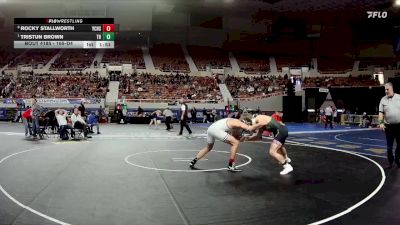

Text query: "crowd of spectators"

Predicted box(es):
[225, 75, 287, 99]
[0, 71, 384, 103]
[302, 75, 380, 88]
[0, 72, 108, 99]
[118, 73, 222, 102]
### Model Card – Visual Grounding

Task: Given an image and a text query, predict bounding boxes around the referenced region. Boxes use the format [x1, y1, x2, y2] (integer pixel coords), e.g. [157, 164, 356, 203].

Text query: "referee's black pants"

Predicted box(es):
[325, 115, 333, 129]
[179, 119, 192, 135]
[385, 124, 400, 166]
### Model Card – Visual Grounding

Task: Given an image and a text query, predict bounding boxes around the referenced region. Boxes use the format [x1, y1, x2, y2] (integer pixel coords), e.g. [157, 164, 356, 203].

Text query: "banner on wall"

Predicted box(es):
[289, 68, 302, 76]
[1, 98, 101, 105]
[318, 88, 329, 93]
[0, 109, 6, 119]
[2, 99, 25, 104]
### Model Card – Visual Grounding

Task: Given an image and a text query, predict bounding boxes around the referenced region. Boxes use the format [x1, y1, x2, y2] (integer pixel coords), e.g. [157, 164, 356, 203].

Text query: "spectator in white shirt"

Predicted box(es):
[324, 105, 333, 129]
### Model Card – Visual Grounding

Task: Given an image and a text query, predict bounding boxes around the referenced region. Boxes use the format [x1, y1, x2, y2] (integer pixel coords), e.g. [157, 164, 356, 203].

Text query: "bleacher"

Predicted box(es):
[225, 75, 287, 99]
[118, 73, 222, 102]
[0, 50, 22, 68]
[50, 50, 97, 70]
[234, 52, 270, 74]
[150, 44, 189, 73]
[187, 46, 230, 71]
[8, 50, 58, 69]
[317, 57, 354, 73]
[358, 57, 397, 69]
[275, 56, 310, 69]
[1, 74, 108, 99]
[102, 49, 145, 69]
[302, 76, 380, 88]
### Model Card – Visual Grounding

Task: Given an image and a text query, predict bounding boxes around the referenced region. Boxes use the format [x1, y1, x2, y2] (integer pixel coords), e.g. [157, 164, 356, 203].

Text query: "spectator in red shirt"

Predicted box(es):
[22, 107, 32, 136]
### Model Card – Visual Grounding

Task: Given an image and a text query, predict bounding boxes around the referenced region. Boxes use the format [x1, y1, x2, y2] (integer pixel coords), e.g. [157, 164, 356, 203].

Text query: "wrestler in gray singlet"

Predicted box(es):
[207, 118, 241, 144]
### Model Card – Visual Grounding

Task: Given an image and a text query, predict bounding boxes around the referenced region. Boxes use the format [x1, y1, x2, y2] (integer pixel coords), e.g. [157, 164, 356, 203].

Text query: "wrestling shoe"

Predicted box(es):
[189, 159, 197, 169]
[280, 163, 293, 175]
[227, 164, 242, 172]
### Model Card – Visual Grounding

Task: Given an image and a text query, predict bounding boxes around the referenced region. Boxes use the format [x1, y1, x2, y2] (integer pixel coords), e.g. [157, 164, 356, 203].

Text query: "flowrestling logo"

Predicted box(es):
[367, 11, 388, 19]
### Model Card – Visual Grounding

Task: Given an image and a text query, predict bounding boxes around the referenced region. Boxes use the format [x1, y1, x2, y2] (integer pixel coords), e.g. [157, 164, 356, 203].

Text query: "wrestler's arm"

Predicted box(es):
[241, 128, 263, 142]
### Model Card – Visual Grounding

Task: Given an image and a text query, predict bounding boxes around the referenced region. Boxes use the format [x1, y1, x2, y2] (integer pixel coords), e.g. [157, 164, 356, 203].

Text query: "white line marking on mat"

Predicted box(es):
[282, 141, 386, 225]
[125, 150, 252, 172]
[335, 133, 386, 148]
[0, 148, 71, 225]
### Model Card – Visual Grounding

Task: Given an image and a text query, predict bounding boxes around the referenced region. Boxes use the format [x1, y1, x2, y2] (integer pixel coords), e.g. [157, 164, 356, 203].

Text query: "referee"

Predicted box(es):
[324, 105, 333, 129]
[378, 82, 400, 169]
[178, 99, 192, 136]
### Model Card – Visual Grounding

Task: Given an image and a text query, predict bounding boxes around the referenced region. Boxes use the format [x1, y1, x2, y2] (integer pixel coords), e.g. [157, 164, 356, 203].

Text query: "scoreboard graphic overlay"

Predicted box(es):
[14, 18, 115, 49]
